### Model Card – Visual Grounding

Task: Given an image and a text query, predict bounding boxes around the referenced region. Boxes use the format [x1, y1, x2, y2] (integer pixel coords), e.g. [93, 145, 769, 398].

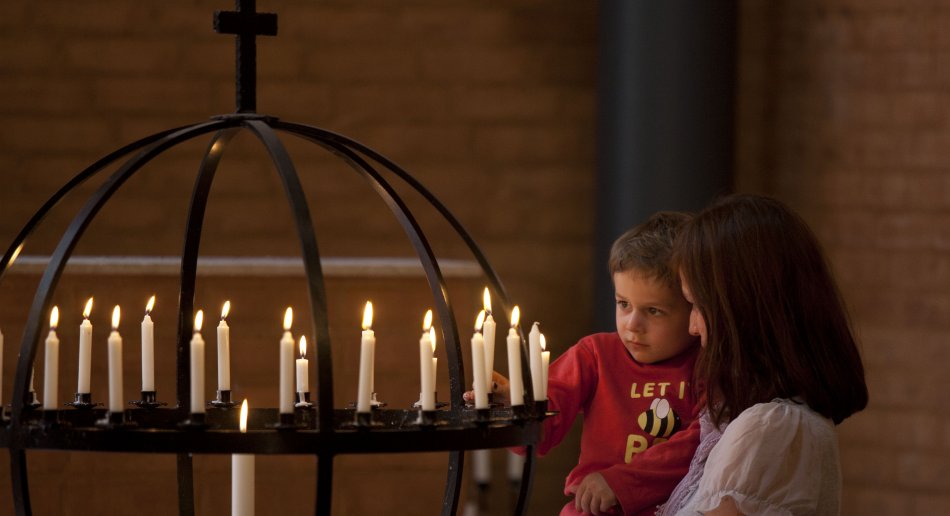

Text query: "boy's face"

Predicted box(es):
[614, 270, 696, 364]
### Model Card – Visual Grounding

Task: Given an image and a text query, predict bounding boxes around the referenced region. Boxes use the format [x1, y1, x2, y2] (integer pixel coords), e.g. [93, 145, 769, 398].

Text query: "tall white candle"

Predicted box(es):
[471, 310, 488, 409]
[295, 336, 309, 397]
[528, 322, 542, 400]
[190, 310, 205, 414]
[218, 301, 232, 392]
[77, 297, 94, 394]
[141, 295, 155, 392]
[540, 333, 550, 401]
[419, 310, 435, 411]
[482, 288, 496, 389]
[107, 306, 123, 413]
[430, 327, 438, 400]
[357, 301, 375, 413]
[279, 307, 294, 414]
[505, 306, 524, 407]
[43, 307, 60, 410]
[232, 399, 255, 516]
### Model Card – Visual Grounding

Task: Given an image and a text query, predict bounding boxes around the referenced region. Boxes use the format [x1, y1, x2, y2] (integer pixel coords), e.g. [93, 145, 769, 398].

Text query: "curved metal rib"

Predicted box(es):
[8, 119, 231, 516]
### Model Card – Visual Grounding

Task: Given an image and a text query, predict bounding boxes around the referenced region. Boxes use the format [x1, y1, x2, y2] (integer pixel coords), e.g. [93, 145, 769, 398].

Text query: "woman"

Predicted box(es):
[658, 194, 868, 516]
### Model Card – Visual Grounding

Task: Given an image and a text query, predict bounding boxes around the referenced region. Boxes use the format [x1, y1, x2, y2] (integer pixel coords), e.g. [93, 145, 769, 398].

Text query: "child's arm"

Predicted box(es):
[596, 415, 701, 515]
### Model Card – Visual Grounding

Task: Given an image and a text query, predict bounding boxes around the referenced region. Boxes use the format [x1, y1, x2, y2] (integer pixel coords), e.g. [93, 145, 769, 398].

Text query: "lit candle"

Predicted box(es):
[191, 310, 205, 414]
[528, 322, 542, 401]
[218, 301, 232, 392]
[77, 297, 93, 394]
[141, 295, 156, 392]
[43, 306, 60, 410]
[419, 310, 435, 411]
[356, 301, 375, 413]
[540, 334, 550, 401]
[232, 398, 255, 516]
[295, 336, 309, 399]
[279, 307, 294, 414]
[505, 306, 524, 406]
[482, 288, 496, 390]
[471, 310, 488, 409]
[107, 305, 123, 413]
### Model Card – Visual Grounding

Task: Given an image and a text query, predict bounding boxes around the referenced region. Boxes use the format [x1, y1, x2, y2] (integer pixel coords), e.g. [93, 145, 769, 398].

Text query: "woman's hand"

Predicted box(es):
[567, 472, 617, 515]
[462, 371, 510, 404]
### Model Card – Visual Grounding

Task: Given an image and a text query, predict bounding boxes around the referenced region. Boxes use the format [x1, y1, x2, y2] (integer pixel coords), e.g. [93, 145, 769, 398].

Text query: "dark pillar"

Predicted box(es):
[593, 0, 737, 331]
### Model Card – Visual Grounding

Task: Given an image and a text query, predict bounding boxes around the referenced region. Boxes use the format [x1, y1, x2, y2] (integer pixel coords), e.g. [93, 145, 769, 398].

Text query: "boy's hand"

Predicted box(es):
[567, 472, 617, 515]
[462, 371, 511, 404]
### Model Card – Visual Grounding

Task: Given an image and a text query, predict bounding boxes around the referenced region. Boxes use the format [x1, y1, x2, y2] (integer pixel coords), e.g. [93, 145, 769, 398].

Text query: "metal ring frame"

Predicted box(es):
[0, 2, 546, 514]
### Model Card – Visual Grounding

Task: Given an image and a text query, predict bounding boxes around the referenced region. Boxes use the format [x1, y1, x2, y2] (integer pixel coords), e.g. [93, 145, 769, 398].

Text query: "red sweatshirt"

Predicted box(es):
[536, 333, 700, 516]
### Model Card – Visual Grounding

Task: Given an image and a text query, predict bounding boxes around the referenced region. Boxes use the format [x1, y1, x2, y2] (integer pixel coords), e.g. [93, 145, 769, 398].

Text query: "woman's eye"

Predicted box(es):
[616, 300, 629, 309]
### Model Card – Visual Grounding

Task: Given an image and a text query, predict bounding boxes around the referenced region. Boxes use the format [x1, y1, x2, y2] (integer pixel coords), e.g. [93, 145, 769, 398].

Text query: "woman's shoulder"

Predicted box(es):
[728, 399, 834, 438]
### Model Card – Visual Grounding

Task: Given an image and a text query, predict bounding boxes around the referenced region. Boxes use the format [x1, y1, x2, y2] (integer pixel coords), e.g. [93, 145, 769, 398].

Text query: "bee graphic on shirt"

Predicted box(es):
[637, 398, 681, 438]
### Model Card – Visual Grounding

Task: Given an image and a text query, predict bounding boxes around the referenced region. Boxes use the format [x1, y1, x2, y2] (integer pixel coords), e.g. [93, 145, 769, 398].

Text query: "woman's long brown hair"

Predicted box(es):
[675, 194, 868, 425]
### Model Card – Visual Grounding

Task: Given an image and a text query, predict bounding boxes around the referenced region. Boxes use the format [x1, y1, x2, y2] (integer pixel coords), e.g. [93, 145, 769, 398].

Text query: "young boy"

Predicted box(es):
[476, 212, 702, 515]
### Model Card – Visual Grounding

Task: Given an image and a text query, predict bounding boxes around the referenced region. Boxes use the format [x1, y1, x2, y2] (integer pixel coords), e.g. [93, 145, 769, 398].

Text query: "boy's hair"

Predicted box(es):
[608, 211, 692, 287]
[674, 194, 868, 426]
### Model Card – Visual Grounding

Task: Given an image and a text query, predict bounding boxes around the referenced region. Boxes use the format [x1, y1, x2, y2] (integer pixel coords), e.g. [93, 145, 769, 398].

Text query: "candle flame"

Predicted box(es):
[221, 300, 231, 320]
[429, 327, 436, 353]
[475, 309, 486, 332]
[194, 310, 204, 333]
[423, 309, 433, 332]
[482, 287, 492, 313]
[362, 301, 373, 330]
[299, 335, 307, 357]
[9, 243, 23, 266]
[145, 295, 155, 314]
[540, 333, 546, 351]
[283, 307, 293, 331]
[239, 398, 249, 433]
[83, 297, 94, 318]
[510, 305, 520, 327]
[50, 306, 59, 329]
[111, 305, 121, 329]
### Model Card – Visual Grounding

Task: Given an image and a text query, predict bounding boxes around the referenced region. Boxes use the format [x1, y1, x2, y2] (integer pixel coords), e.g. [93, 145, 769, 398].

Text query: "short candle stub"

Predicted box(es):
[66, 392, 100, 410]
[210, 389, 237, 409]
[131, 390, 167, 409]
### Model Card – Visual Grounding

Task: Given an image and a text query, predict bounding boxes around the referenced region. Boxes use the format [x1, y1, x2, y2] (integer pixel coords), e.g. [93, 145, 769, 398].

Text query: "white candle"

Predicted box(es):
[357, 301, 375, 413]
[107, 305, 123, 413]
[507, 450, 525, 482]
[190, 310, 205, 414]
[295, 336, 309, 397]
[505, 306, 524, 407]
[528, 322, 542, 400]
[232, 398, 255, 516]
[482, 288, 496, 389]
[77, 297, 93, 394]
[471, 310, 488, 409]
[473, 449, 491, 485]
[540, 333, 550, 401]
[218, 301, 232, 392]
[431, 327, 438, 398]
[419, 310, 435, 411]
[141, 295, 155, 392]
[43, 307, 60, 410]
[279, 307, 294, 414]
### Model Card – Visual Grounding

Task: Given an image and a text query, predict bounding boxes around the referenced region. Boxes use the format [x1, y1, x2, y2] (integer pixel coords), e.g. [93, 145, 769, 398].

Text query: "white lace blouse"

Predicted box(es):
[674, 399, 841, 516]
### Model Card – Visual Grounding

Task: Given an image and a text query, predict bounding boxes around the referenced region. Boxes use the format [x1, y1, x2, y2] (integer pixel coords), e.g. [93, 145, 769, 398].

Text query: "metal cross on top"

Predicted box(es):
[214, 0, 278, 113]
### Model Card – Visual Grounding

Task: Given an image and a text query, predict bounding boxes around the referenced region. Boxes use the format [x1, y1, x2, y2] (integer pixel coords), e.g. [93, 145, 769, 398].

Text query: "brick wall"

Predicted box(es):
[738, 1, 950, 513]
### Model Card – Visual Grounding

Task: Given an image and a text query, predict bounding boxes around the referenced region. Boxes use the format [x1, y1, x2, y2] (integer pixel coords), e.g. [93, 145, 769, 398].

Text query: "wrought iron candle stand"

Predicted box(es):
[0, 1, 553, 515]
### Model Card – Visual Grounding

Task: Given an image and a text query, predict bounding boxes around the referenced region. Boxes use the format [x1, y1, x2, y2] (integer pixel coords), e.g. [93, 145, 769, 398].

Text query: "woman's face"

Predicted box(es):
[679, 273, 707, 347]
